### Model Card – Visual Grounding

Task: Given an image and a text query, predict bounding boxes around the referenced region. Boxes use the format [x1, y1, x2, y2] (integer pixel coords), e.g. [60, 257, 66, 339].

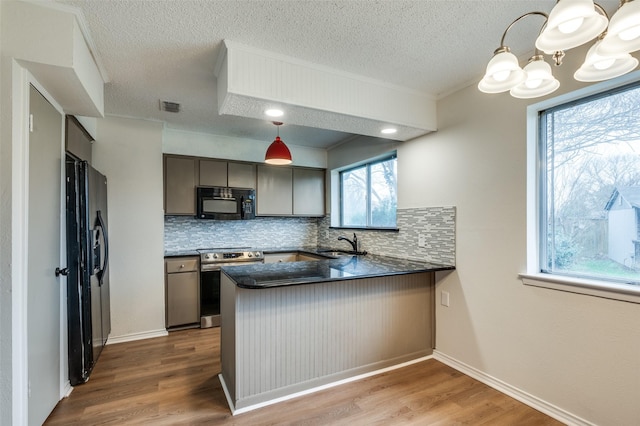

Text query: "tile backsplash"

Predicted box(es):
[164, 216, 319, 251]
[318, 207, 456, 265]
[165, 206, 455, 265]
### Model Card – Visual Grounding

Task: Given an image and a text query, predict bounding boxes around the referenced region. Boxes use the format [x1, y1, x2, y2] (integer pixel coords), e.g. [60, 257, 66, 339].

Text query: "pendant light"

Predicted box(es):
[265, 122, 292, 165]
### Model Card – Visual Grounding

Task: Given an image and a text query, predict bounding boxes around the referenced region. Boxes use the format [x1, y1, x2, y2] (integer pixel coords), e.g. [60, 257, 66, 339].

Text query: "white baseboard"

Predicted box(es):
[433, 350, 594, 426]
[106, 328, 168, 345]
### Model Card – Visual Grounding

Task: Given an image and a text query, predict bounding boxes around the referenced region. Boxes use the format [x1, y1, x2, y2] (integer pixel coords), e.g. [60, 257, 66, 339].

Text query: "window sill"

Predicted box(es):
[519, 273, 640, 304]
[329, 226, 399, 232]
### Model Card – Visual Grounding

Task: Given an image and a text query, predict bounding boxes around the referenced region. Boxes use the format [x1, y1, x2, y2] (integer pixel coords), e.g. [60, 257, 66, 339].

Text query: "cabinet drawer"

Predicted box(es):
[165, 258, 199, 273]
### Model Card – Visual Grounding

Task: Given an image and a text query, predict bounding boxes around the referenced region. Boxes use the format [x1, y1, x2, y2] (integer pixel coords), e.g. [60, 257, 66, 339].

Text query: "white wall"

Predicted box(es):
[163, 128, 327, 168]
[92, 116, 166, 341]
[398, 49, 640, 424]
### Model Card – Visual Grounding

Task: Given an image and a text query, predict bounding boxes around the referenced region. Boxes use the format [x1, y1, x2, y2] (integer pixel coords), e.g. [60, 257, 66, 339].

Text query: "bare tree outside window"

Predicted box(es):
[542, 82, 640, 284]
[341, 156, 397, 228]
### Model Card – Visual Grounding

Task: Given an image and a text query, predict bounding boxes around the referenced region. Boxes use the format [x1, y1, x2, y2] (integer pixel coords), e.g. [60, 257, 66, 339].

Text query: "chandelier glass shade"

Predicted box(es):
[510, 56, 560, 98]
[597, 0, 640, 54]
[478, 0, 640, 99]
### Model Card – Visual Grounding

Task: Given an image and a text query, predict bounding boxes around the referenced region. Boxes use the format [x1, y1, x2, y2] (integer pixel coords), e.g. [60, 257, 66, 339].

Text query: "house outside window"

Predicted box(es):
[340, 154, 397, 228]
[538, 81, 640, 285]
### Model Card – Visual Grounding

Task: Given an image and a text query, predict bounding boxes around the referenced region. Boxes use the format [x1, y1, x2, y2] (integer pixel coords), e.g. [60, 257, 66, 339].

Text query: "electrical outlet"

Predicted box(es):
[441, 291, 450, 307]
[418, 233, 426, 248]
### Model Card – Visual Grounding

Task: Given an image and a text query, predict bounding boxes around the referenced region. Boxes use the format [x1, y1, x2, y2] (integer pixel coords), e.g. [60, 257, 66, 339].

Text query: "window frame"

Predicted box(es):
[337, 153, 398, 230]
[522, 71, 640, 304]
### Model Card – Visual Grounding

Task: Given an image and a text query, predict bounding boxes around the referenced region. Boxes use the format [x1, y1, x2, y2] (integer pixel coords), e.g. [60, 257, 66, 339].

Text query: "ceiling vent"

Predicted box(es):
[160, 100, 181, 113]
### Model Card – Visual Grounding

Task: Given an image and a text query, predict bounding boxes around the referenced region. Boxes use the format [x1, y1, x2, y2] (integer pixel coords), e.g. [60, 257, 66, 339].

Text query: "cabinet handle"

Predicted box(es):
[180, 264, 185, 268]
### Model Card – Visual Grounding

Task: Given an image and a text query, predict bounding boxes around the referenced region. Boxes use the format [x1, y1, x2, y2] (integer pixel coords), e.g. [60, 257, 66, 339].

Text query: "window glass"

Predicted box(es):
[370, 158, 397, 227]
[541, 82, 640, 284]
[341, 165, 368, 226]
[340, 155, 397, 228]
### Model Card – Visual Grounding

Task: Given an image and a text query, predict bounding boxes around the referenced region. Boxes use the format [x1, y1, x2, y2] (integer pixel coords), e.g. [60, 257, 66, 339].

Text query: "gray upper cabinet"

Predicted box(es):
[228, 162, 256, 188]
[199, 159, 227, 187]
[257, 165, 325, 217]
[199, 159, 256, 189]
[257, 165, 293, 215]
[293, 168, 325, 216]
[164, 156, 197, 215]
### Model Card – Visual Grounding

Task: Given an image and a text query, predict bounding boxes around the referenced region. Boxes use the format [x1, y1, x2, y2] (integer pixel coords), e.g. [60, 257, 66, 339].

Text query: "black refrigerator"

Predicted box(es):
[65, 155, 111, 385]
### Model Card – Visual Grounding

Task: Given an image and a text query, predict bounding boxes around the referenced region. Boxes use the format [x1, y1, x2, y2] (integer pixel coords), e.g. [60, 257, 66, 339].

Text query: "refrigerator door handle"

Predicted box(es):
[95, 210, 109, 286]
[55, 267, 69, 277]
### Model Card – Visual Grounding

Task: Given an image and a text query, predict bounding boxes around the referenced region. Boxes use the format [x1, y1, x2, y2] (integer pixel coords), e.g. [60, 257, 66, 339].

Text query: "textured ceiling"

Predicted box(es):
[56, 0, 622, 149]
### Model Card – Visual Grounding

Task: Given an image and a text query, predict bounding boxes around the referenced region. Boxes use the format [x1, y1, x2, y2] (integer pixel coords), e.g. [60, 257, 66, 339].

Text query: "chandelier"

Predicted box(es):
[478, 0, 640, 99]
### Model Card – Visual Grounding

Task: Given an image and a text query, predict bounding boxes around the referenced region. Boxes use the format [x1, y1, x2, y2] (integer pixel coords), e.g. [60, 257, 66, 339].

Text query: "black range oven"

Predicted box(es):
[197, 248, 263, 328]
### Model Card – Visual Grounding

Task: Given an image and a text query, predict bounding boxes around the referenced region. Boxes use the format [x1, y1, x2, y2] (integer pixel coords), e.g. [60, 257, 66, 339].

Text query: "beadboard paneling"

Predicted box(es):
[221, 272, 435, 409]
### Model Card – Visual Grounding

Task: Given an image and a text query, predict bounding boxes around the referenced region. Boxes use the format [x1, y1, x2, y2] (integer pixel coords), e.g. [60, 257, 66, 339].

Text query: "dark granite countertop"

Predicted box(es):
[164, 249, 200, 257]
[222, 251, 455, 289]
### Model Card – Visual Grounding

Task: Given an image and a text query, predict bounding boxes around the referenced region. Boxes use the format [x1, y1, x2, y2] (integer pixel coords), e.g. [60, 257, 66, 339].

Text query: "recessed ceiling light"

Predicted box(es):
[265, 109, 284, 117]
[381, 127, 397, 134]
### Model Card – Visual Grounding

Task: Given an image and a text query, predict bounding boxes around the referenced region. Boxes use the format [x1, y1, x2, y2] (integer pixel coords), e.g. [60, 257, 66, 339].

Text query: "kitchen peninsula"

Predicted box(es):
[219, 252, 455, 413]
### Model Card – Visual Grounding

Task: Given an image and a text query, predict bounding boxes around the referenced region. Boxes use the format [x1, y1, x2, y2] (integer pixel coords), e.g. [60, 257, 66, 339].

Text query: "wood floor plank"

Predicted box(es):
[45, 328, 562, 425]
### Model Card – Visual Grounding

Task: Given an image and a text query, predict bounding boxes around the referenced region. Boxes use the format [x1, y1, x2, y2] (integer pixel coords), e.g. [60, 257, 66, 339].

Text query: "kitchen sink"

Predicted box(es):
[317, 249, 367, 257]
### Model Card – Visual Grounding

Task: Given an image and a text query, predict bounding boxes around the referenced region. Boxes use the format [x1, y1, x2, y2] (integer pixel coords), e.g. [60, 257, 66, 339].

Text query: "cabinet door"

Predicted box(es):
[199, 159, 227, 187]
[263, 253, 298, 263]
[293, 168, 325, 216]
[165, 156, 197, 215]
[228, 162, 256, 188]
[257, 165, 293, 215]
[166, 271, 199, 327]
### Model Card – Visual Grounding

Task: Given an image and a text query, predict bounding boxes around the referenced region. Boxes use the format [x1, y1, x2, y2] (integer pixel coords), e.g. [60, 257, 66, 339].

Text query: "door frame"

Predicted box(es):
[11, 61, 69, 424]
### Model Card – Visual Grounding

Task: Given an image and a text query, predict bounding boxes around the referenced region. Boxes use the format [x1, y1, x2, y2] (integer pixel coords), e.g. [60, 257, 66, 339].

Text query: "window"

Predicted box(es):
[539, 81, 640, 285]
[340, 155, 397, 228]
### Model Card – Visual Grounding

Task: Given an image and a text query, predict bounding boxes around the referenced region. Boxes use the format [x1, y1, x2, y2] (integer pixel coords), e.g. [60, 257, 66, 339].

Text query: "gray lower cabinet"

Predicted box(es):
[165, 257, 200, 328]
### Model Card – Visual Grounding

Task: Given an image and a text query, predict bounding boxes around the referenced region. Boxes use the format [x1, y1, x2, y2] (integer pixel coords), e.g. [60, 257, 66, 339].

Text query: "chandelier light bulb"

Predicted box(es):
[558, 17, 584, 34]
[592, 58, 615, 70]
[525, 78, 543, 89]
[619, 26, 640, 42]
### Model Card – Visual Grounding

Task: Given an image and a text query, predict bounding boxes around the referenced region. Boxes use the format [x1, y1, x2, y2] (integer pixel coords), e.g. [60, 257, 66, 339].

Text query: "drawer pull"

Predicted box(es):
[180, 264, 185, 268]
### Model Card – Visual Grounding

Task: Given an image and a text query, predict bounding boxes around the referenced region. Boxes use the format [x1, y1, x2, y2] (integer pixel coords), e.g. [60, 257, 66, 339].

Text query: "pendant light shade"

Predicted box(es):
[575, 39, 639, 82]
[265, 122, 292, 165]
[597, 0, 640, 55]
[535, 0, 608, 53]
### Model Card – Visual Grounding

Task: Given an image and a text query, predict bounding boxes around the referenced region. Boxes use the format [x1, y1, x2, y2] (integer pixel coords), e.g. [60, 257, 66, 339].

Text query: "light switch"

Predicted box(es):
[418, 234, 426, 248]
[441, 291, 450, 307]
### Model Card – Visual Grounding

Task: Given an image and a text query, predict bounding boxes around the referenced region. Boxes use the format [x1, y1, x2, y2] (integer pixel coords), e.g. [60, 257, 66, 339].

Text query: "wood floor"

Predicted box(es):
[45, 328, 561, 425]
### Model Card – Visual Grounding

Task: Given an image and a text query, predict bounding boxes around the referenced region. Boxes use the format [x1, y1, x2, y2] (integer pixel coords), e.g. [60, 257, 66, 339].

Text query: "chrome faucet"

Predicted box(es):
[338, 233, 358, 252]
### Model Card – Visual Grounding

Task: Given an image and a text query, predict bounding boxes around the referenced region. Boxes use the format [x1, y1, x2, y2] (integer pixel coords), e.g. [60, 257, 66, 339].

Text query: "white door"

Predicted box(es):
[27, 85, 62, 425]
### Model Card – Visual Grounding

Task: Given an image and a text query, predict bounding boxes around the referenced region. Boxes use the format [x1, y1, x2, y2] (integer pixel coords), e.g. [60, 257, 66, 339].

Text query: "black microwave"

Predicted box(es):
[196, 187, 256, 220]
